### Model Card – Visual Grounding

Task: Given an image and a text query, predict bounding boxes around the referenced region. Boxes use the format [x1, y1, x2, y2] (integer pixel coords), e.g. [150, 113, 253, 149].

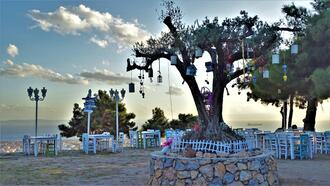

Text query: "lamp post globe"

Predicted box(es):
[27, 87, 47, 137]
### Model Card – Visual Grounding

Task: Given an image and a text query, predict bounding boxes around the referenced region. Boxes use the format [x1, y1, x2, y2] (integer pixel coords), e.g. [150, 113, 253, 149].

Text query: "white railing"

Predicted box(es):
[171, 139, 248, 154]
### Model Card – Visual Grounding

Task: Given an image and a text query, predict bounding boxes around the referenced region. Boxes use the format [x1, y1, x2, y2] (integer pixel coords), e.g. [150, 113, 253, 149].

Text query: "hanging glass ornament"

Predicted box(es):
[195, 47, 203, 58]
[291, 44, 298, 54]
[283, 75, 288, 82]
[205, 62, 213, 72]
[263, 69, 269, 78]
[282, 64, 288, 73]
[278, 89, 281, 94]
[272, 53, 280, 64]
[170, 55, 177, 65]
[186, 64, 197, 76]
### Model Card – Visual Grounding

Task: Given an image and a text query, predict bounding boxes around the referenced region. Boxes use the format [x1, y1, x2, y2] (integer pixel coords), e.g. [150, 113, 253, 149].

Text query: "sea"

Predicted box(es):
[0, 119, 329, 141]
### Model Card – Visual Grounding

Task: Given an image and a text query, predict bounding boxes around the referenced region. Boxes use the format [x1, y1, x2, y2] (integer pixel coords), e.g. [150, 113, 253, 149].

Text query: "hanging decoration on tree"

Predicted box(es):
[170, 55, 177, 65]
[282, 64, 288, 82]
[157, 59, 163, 83]
[272, 50, 280, 64]
[195, 47, 203, 58]
[291, 43, 298, 54]
[129, 70, 135, 93]
[200, 87, 213, 115]
[148, 65, 153, 83]
[138, 69, 145, 98]
[186, 63, 197, 76]
[263, 68, 270, 78]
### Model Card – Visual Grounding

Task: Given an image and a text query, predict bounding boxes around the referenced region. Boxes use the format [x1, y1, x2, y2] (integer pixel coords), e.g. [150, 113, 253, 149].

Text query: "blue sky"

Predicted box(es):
[0, 0, 329, 128]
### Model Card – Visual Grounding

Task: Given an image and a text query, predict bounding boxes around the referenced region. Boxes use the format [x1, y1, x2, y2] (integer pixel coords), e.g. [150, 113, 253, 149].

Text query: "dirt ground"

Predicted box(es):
[0, 149, 329, 186]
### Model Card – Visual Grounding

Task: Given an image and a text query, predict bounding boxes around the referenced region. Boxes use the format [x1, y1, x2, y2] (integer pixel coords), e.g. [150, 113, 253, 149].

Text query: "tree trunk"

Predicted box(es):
[283, 100, 288, 129]
[288, 95, 294, 129]
[303, 97, 317, 131]
[280, 106, 285, 129]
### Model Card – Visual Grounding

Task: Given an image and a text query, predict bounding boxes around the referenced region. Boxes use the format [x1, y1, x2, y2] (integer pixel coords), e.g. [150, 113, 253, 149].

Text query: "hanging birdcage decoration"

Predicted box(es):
[129, 82, 135, 93]
[157, 74, 162, 83]
[186, 64, 197, 76]
[195, 47, 203, 58]
[272, 53, 280, 64]
[128, 70, 135, 93]
[263, 69, 269, 78]
[148, 68, 153, 78]
[205, 62, 214, 72]
[291, 44, 298, 54]
[170, 55, 177, 65]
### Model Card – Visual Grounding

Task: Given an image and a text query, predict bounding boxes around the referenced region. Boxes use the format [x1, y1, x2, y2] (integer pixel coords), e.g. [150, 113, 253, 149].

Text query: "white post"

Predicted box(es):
[116, 100, 119, 142]
[87, 111, 92, 135]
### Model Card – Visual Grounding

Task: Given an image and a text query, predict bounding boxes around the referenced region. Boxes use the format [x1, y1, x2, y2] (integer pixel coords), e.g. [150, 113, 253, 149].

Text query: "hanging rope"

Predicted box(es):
[167, 60, 174, 120]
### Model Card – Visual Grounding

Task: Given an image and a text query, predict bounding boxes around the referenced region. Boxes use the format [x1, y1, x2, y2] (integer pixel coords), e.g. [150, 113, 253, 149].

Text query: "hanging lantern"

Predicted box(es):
[129, 83, 135, 93]
[291, 44, 298, 54]
[170, 55, 177, 65]
[278, 89, 281, 94]
[282, 64, 288, 72]
[148, 68, 153, 78]
[195, 47, 203, 58]
[186, 64, 197, 76]
[263, 70, 269, 78]
[283, 75, 288, 82]
[272, 53, 280, 64]
[205, 62, 213, 72]
[157, 74, 163, 83]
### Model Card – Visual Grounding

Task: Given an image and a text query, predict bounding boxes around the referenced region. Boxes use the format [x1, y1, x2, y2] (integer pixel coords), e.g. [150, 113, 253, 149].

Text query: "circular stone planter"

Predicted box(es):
[149, 152, 278, 186]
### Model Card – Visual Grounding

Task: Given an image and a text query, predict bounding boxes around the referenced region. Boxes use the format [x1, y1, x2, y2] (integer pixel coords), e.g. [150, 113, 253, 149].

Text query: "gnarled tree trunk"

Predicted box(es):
[288, 95, 294, 129]
[303, 97, 317, 131]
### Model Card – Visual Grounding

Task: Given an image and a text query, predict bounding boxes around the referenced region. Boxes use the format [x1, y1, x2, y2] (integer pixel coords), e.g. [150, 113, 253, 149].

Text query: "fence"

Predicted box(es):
[171, 139, 248, 154]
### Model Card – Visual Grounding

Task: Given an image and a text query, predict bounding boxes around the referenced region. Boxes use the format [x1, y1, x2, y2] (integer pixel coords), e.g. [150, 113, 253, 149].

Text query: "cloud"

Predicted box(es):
[28, 4, 150, 48]
[165, 85, 185, 96]
[90, 36, 108, 48]
[0, 60, 88, 85]
[7, 44, 18, 57]
[79, 68, 136, 85]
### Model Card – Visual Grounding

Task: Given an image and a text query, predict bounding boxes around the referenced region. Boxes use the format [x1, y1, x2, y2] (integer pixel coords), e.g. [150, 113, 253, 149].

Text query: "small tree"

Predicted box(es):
[142, 107, 168, 135]
[168, 113, 198, 130]
[58, 90, 137, 139]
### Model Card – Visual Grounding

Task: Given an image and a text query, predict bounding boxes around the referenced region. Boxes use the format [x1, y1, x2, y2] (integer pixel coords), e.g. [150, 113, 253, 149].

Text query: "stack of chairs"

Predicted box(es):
[324, 131, 330, 154]
[264, 133, 278, 158]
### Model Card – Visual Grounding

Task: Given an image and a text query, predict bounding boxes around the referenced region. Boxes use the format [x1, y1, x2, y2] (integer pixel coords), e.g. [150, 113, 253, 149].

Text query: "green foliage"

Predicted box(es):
[58, 90, 137, 139]
[141, 107, 168, 134]
[167, 113, 198, 130]
[311, 66, 330, 99]
[141, 107, 197, 135]
[58, 103, 85, 138]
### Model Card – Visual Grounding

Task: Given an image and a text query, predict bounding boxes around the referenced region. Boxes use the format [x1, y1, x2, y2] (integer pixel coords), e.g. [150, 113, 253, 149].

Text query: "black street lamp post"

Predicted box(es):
[27, 87, 47, 137]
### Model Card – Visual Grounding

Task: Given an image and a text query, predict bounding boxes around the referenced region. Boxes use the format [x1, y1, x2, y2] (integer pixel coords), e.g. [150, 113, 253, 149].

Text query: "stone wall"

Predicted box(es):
[149, 152, 278, 186]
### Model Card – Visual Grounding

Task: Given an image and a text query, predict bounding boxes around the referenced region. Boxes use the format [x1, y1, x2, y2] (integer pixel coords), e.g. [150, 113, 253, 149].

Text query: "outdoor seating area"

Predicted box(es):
[82, 132, 126, 154]
[236, 128, 330, 160]
[22, 134, 61, 157]
[129, 129, 161, 149]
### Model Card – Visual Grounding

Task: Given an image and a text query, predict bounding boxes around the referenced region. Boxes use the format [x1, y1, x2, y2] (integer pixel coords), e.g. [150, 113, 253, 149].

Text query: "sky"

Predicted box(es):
[0, 0, 329, 128]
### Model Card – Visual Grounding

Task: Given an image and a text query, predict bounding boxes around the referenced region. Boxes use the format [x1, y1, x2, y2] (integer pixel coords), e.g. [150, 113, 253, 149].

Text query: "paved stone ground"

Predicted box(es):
[0, 149, 329, 186]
